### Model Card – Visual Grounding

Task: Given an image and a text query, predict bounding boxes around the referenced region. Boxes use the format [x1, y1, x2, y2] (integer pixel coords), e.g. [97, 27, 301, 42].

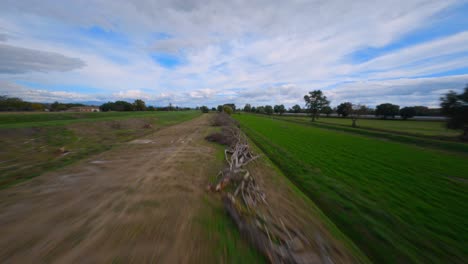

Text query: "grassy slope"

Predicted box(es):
[235, 114, 468, 263]
[0, 111, 200, 188]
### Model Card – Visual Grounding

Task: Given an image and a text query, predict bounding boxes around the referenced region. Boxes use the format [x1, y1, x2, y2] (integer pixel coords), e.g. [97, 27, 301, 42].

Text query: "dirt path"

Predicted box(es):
[0, 114, 224, 263]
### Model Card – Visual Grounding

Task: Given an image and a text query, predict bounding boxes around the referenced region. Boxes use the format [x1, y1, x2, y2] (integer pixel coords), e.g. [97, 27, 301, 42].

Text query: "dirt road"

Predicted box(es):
[0, 114, 226, 263]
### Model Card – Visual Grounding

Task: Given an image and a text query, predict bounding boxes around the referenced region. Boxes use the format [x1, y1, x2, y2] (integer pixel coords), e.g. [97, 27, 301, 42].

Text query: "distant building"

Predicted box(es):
[67, 106, 100, 112]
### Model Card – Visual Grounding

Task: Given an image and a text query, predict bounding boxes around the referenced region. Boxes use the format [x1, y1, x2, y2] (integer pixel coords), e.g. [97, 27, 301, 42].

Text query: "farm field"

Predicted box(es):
[282, 115, 460, 138]
[235, 114, 468, 263]
[0, 111, 200, 188]
[0, 113, 364, 263]
[0, 111, 199, 128]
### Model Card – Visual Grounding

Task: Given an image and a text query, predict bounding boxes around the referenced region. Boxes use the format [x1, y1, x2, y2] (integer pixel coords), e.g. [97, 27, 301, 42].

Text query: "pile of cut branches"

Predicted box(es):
[207, 115, 327, 264]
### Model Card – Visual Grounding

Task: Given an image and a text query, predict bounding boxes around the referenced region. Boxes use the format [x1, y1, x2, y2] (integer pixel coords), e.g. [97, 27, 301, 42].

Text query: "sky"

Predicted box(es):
[1, 0, 468, 108]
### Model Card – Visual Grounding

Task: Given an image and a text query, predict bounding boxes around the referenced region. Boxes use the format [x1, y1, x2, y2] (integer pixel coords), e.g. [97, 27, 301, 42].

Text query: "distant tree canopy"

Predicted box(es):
[291, 104, 302, 113]
[321, 106, 333, 116]
[274, 104, 286, 115]
[400, 107, 417, 120]
[217, 105, 223, 112]
[256, 106, 265, 114]
[133, 99, 147, 111]
[375, 103, 400, 119]
[336, 102, 353, 117]
[224, 103, 236, 112]
[0, 96, 86, 112]
[223, 105, 233, 115]
[0, 96, 34, 111]
[243, 103, 252, 112]
[440, 86, 468, 140]
[100, 100, 134, 111]
[264, 105, 273, 115]
[304, 90, 330, 121]
[200, 105, 209, 113]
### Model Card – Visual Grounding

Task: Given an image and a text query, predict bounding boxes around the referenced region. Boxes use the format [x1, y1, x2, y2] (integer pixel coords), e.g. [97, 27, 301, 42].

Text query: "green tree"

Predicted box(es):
[223, 105, 233, 115]
[291, 104, 301, 113]
[321, 106, 333, 117]
[114, 101, 134, 111]
[350, 104, 369, 127]
[336, 102, 353, 117]
[440, 86, 468, 140]
[274, 104, 286, 115]
[375, 103, 400, 119]
[413, 106, 429, 116]
[243, 104, 252, 112]
[50, 101, 67, 111]
[133, 99, 147, 111]
[200, 106, 209, 113]
[256, 106, 265, 114]
[264, 105, 273, 115]
[31, 103, 45, 111]
[400, 107, 416, 120]
[303, 90, 329, 121]
[217, 105, 223, 112]
[224, 103, 236, 112]
[274, 105, 280, 114]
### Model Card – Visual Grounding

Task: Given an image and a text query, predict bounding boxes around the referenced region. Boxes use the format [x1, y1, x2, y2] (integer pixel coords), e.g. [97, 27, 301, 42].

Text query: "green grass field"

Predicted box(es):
[0, 111, 198, 128]
[235, 114, 468, 263]
[0, 111, 200, 188]
[282, 115, 460, 138]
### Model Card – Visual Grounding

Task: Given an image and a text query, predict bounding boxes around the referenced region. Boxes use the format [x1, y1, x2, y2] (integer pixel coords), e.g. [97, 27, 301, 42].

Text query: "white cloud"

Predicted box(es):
[326, 75, 468, 107]
[0, 44, 85, 74]
[113, 89, 152, 100]
[0, 0, 466, 107]
[0, 80, 97, 102]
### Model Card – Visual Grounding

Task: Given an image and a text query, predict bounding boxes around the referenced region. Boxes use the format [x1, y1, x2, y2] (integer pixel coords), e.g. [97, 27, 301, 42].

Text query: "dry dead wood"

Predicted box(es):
[207, 123, 326, 264]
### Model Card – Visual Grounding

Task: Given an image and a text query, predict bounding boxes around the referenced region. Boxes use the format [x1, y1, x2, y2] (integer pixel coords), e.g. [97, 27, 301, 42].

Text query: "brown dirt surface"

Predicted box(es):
[0, 115, 226, 263]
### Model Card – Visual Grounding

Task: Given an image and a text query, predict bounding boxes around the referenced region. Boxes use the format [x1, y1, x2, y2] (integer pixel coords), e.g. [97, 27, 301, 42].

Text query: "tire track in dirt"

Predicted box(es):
[0, 114, 222, 263]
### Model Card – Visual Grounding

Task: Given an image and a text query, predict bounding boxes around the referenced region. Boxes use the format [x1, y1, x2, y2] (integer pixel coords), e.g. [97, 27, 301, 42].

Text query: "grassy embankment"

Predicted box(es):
[0, 111, 200, 189]
[235, 114, 468, 263]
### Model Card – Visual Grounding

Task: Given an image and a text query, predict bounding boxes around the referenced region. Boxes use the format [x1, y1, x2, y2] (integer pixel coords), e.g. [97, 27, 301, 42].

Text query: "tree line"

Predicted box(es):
[0, 96, 197, 112]
[0, 96, 89, 112]
[239, 85, 468, 139]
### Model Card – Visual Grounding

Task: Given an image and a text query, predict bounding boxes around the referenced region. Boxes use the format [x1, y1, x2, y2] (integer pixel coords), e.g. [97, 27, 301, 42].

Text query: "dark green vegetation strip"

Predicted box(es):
[0, 111, 200, 189]
[0, 111, 198, 128]
[235, 114, 468, 264]
[195, 195, 266, 263]
[276, 116, 468, 154]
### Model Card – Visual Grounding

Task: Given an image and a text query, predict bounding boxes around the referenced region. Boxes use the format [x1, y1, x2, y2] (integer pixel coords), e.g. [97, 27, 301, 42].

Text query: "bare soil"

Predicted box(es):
[0, 115, 223, 263]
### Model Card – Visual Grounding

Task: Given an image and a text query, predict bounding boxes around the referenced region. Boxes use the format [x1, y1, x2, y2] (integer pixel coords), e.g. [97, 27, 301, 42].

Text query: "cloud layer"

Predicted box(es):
[0, 44, 85, 74]
[0, 0, 467, 107]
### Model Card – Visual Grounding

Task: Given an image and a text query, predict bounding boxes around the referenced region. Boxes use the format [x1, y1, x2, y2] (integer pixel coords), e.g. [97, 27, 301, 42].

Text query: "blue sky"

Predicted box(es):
[1, 0, 468, 108]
